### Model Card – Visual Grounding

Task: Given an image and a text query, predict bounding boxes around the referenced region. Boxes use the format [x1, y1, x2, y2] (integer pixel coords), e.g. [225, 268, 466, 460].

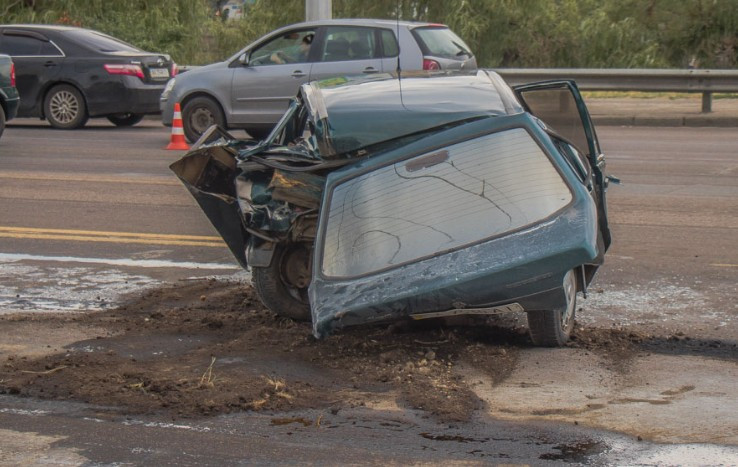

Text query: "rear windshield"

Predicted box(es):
[412, 27, 473, 59]
[64, 30, 142, 53]
[320, 128, 571, 278]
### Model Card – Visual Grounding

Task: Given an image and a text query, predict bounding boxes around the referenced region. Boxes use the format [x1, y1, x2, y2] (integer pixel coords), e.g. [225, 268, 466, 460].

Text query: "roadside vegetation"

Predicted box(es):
[3, 0, 737, 68]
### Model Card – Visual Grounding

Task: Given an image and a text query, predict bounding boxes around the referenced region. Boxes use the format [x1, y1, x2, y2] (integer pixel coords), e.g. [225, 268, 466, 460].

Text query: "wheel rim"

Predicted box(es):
[561, 270, 577, 328]
[189, 107, 215, 134]
[49, 90, 79, 124]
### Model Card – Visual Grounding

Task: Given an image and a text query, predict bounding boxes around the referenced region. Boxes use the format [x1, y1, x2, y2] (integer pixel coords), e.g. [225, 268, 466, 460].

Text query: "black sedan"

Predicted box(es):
[0, 25, 176, 129]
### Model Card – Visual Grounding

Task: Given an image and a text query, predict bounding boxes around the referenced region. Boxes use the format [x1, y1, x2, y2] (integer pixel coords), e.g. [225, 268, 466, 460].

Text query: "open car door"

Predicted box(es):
[513, 80, 611, 249]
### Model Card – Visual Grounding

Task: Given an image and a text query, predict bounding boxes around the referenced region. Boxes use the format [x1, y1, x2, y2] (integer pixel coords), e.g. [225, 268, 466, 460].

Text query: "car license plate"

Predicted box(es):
[149, 67, 169, 79]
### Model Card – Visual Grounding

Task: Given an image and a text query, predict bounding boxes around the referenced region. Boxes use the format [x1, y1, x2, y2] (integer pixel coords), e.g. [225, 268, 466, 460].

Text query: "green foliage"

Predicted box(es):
[1, 0, 736, 68]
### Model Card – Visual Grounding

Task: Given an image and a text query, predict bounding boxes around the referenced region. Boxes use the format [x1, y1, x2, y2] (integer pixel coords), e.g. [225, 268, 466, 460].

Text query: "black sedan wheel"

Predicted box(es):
[44, 84, 88, 129]
[527, 269, 577, 347]
[181, 96, 225, 143]
[252, 243, 312, 321]
[107, 113, 144, 127]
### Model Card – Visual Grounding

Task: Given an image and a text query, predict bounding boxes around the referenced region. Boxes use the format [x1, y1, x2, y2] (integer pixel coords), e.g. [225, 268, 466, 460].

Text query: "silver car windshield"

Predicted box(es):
[320, 128, 573, 278]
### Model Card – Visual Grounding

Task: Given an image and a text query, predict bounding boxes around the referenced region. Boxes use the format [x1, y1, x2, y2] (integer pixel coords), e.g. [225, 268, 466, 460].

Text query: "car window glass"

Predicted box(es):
[1, 34, 44, 56]
[321, 128, 572, 278]
[379, 29, 399, 57]
[250, 29, 316, 66]
[320, 26, 375, 62]
[40, 41, 63, 56]
[519, 88, 590, 156]
[412, 27, 472, 59]
[65, 30, 142, 53]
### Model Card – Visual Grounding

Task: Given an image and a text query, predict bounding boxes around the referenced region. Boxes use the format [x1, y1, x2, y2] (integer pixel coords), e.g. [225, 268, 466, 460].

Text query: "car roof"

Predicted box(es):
[278, 18, 447, 29]
[0, 24, 85, 32]
[302, 70, 524, 156]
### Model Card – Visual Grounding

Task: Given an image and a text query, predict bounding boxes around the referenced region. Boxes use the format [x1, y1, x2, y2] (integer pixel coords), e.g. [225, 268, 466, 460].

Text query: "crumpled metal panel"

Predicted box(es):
[309, 115, 599, 337]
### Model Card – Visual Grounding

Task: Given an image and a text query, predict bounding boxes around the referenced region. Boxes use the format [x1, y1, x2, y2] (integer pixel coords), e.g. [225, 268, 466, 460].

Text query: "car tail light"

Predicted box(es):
[171, 63, 178, 77]
[423, 59, 440, 71]
[104, 63, 144, 80]
[10, 62, 15, 87]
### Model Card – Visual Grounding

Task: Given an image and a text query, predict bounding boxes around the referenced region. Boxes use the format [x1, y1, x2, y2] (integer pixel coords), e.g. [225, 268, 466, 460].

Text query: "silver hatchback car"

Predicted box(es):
[160, 18, 476, 141]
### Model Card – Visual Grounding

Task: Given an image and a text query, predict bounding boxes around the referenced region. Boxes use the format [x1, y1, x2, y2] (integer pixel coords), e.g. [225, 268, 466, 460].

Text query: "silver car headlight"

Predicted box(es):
[161, 78, 176, 100]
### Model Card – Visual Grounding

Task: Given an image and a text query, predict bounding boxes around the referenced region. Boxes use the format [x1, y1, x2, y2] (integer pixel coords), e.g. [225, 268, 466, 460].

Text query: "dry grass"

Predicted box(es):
[198, 357, 217, 388]
[583, 91, 738, 100]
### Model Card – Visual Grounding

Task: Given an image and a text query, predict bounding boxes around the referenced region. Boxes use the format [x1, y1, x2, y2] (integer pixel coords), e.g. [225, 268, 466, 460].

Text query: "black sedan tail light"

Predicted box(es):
[103, 63, 144, 80]
[10, 62, 15, 87]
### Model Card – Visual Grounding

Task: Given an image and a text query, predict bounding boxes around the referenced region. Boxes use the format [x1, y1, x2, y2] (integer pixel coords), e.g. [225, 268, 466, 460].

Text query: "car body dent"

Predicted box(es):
[170, 70, 609, 342]
[308, 112, 600, 337]
[303, 70, 523, 158]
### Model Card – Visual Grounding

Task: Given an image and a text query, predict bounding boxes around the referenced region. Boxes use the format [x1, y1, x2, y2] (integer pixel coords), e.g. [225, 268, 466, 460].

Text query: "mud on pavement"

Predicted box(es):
[1, 278, 737, 445]
[0, 279, 514, 422]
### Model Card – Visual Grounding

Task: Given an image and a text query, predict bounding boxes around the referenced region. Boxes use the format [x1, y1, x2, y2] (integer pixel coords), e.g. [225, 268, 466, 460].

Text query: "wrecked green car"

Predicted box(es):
[171, 70, 611, 346]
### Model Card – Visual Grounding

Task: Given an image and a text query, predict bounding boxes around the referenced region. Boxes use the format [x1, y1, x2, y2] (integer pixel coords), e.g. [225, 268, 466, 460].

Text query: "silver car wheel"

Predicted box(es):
[49, 90, 80, 124]
[190, 107, 215, 134]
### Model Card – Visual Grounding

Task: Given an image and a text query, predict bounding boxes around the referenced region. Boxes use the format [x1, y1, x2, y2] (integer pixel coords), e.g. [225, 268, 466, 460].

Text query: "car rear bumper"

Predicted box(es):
[309, 200, 600, 338]
[86, 76, 165, 117]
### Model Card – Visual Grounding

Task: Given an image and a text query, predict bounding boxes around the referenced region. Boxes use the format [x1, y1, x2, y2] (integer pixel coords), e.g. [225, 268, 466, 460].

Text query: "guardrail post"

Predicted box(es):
[702, 92, 712, 113]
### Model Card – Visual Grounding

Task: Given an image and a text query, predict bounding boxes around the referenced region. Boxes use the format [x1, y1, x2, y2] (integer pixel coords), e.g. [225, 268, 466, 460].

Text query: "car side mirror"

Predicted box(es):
[239, 53, 249, 67]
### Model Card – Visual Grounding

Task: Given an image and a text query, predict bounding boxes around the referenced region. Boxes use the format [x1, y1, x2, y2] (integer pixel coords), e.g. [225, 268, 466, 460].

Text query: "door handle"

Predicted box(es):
[291, 71, 306, 78]
[363, 67, 379, 74]
[44, 61, 57, 67]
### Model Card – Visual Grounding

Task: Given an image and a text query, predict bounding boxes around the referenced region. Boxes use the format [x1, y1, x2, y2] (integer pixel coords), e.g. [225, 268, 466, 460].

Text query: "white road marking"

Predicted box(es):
[0, 253, 239, 270]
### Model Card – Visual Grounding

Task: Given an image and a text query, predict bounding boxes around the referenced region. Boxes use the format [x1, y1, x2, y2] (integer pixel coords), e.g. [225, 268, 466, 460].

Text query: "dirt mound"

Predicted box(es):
[0, 279, 523, 421]
[3, 279, 699, 422]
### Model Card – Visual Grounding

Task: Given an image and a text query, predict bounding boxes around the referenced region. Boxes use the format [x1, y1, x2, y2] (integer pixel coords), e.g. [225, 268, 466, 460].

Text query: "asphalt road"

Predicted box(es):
[0, 118, 737, 464]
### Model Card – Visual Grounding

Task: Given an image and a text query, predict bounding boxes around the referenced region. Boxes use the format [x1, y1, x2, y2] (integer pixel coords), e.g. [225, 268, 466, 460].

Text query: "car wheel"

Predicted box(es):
[107, 113, 144, 127]
[526, 269, 577, 347]
[0, 105, 5, 139]
[181, 96, 225, 143]
[251, 243, 312, 321]
[44, 84, 88, 129]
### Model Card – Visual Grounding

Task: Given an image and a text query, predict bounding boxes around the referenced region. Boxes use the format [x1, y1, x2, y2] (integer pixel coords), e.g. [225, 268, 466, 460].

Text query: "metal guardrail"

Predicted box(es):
[176, 66, 737, 112]
[493, 68, 738, 113]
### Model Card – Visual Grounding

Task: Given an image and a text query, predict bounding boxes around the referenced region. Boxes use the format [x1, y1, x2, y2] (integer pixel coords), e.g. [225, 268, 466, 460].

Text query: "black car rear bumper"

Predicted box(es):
[86, 76, 166, 117]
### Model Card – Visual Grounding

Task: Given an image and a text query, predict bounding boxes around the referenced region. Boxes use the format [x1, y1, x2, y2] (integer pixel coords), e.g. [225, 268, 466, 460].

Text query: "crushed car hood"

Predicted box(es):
[304, 70, 524, 157]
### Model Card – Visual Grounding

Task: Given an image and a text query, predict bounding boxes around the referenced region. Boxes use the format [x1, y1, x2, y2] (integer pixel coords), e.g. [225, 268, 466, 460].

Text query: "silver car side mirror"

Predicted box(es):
[239, 53, 249, 66]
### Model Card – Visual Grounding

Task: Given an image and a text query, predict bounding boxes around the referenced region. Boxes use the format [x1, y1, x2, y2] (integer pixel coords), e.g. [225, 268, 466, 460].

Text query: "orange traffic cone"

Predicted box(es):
[166, 103, 190, 150]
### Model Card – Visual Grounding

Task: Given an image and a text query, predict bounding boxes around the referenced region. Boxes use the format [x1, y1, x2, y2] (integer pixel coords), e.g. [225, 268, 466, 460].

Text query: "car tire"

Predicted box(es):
[527, 269, 577, 347]
[44, 84, 88, 129]
[181, 96, 225, 143]
[107, 113, 144, 127]
[251, 243, 312, 321]
[0, 105, 5, 139]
